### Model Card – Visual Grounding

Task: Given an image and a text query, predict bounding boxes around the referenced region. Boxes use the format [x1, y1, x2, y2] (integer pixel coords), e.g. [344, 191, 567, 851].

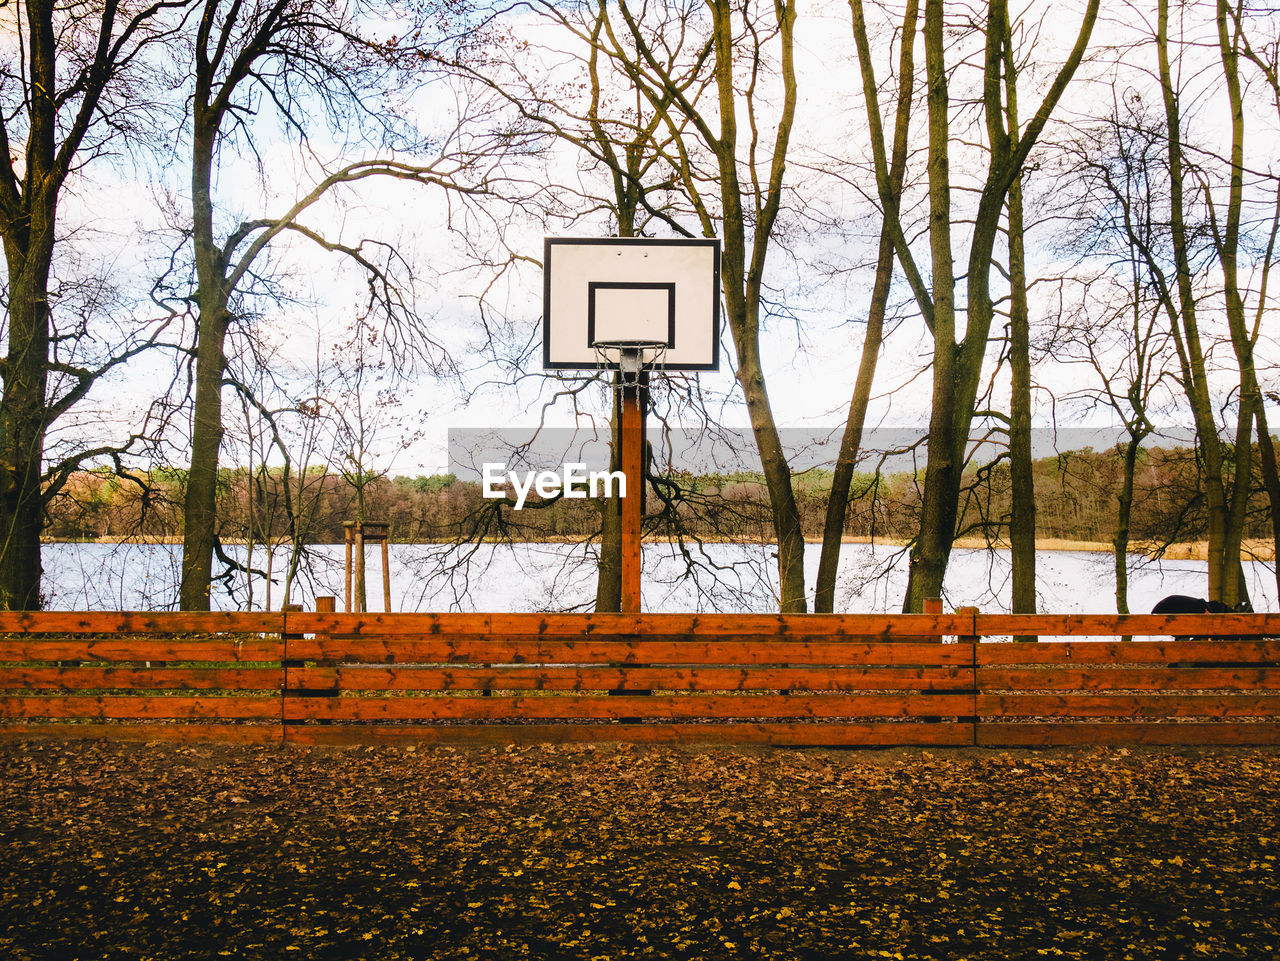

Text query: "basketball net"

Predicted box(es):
[592, 340, 668, 391]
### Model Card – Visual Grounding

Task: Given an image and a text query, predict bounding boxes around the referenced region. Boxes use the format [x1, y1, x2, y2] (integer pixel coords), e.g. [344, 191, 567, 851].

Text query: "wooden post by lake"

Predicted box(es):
[343, 522, 392, 613]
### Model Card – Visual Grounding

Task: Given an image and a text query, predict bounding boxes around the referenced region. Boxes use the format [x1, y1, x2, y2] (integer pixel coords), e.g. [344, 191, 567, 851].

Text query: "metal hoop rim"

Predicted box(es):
[589, 339, 670, 351]
[592, 339, 669, 383]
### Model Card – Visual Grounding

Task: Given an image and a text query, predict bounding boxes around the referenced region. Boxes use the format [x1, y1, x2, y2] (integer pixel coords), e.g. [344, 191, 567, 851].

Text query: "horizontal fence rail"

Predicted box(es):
[2, 609, 1280, 746]
[282, 610, 974, 747]
[0, 612, 285, 744]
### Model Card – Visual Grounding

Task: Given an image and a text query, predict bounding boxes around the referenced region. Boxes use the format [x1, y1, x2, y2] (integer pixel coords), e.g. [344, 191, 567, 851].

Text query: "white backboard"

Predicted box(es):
[543, 237, 720, 371]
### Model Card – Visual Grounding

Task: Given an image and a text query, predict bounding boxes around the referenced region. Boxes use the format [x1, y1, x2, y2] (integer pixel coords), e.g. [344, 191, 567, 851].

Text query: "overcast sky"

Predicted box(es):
[16, 0, 1278, 478]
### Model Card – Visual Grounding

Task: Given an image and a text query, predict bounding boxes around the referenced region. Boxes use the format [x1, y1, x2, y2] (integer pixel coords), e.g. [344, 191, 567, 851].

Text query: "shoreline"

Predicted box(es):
[40, 535, 1276, 562]
[838, 535, 1277, 562]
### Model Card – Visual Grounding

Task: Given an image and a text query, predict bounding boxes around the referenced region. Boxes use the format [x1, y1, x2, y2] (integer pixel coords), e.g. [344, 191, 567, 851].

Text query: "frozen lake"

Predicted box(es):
[40, 540, 1278, 616]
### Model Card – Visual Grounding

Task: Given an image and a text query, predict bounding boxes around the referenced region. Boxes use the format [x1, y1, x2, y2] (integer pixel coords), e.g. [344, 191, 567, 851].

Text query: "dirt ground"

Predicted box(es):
[2, 738, 1278, 960]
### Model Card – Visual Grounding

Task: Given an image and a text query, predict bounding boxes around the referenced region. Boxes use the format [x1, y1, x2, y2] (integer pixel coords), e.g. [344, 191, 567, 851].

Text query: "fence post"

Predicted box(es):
[314, 595, 337, 682]
[283, 597, 339, 738]
[957, 606, 979, 745]
[314, 598, 338, 718]
[281, 603, 302, 742]
[924, 596, 942, 632]
[915, 598, 945, 724]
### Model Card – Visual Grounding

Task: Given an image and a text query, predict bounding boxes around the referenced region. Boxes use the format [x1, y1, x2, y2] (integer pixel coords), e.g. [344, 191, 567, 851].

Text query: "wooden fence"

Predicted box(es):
[0, 612, 285, 744]
[2, 609, 1279, 747]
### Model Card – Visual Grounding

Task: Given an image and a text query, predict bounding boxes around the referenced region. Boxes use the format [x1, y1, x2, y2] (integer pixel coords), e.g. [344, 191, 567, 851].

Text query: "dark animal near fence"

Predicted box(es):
[1152, 594, 1253, 615]
[1152, 594, 1258, 650]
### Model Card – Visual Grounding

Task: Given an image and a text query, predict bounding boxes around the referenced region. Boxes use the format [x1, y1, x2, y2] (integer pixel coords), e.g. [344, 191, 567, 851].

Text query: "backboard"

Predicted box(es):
[542, 237, 720, 371]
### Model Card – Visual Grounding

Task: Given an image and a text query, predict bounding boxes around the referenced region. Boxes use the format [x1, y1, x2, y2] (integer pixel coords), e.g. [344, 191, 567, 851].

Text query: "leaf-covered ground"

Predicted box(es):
[2, 739, 1278, 960]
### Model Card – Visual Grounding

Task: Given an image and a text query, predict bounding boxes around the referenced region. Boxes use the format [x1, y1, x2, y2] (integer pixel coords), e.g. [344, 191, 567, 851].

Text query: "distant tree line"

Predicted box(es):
[46, 444, 1276, 557]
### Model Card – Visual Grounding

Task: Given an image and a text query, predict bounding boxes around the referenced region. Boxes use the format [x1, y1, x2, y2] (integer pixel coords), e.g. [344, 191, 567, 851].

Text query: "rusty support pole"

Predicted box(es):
[619, 378, 645, 614]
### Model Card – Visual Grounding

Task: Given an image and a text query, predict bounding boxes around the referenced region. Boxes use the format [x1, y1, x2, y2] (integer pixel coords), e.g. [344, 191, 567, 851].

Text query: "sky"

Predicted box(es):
[11, 0, 1279, 479]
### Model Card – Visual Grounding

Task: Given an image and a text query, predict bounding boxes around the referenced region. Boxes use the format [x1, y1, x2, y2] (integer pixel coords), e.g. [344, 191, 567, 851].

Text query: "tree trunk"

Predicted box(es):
[813, 229, 889, 613]
[709, 0, 806, 612]
[1257, 407, 1280, 599]
[723, 262, 808, 609]
[905, 0, 1097, 609]
[180, 306, 229, 610]
[1158, 0, 1233, 604]
[354, 483, 368, 613]
[0, 5, 61, 610]
[904, 0, 960, 612]
[0, 1, 175, 608]
[738, 352, 807, 611]
[0, 237, 53, 609]
[1008, 181, 1036, 623]
[816, 0, 918, 613]
[1213, 0, 1259, 610]
[1004, 20, 1035, 629]
[179, 105, 230, 610]
[1114, 436, 1141, 615]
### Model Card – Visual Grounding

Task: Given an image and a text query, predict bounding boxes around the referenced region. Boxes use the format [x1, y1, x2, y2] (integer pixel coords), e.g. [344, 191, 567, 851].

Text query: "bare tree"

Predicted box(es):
[1207, 0, 1280, 600]
[813, 0, 919, 612]
[1225, 0, 1280, 595]
[590, 0, 808, 611]
[166, 0, 498, 609]
[441, 1, 701, 611]
[0, 0, 193, 609]
[1088, 0, 1280, 607]
[1001, 7, 1035, 624]
[1057, 91, 1196, 613]
[328, 312, 423, 611]
[853, 0, 1100, 611]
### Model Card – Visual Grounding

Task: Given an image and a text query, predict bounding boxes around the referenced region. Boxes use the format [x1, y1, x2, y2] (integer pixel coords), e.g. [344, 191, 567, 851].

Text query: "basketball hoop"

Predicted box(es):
[591, 338, 668, 386]
[543, 238, 719, 373]
[542, 236, 720, 616]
